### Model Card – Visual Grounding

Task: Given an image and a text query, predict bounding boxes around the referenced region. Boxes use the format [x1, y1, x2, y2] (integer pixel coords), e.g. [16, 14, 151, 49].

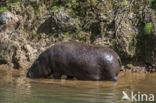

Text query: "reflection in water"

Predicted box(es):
[0, 68, 31, 103]
[0, 67, 156, 103]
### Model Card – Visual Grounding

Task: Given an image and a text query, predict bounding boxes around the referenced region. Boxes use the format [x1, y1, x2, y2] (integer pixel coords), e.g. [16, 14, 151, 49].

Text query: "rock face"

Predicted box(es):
[0, 11, 21, 33]
[0, 0, 156, 71]
[51, 8, 80, 32]
[0, 12, 16, 24]
[0, 31, 48, 69]
[0, 34, 11, 64]
[37, 8, 80, 34]
[114, 14, 137, 58]
[142, 8, 156, 67]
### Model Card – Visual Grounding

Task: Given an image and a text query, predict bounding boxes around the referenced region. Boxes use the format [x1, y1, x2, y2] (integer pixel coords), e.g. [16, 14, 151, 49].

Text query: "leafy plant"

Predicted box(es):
[35, 9, 40, 15]
[5, 0, 20, 8]
[6, 0, 10, 3]
[148, 0, 155, 8]
[144, 23, 154, 35]
[13, 2, 19, 8]
[0, 6, 8, 13]
[122, 0, 128, 7]
[51, 5, 59, 12]
[6, 0, 19, 3]
[90, 0, 96, 6]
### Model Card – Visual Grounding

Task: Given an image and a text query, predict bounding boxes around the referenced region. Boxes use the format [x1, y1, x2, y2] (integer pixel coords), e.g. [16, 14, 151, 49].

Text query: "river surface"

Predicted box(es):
[0, 67, 156, 103]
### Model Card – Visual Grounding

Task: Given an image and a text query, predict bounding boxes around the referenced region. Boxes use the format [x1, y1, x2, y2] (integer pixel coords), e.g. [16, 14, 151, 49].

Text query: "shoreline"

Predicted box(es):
[0, 64, 155, 73]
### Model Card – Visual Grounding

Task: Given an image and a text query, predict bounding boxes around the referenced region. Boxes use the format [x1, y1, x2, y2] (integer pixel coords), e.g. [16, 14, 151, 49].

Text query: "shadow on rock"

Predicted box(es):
[37, 17, 53, 34]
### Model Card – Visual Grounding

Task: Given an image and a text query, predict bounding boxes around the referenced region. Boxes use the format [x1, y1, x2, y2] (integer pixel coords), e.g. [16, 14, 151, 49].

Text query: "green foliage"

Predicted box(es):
[144, 23, 154, 35]
[128, 35, 137, 54]
[0, 6, 8, 13]
[149, 0, 156, 14]
[148, 0, 155, 8]
[122, 0, 128, 6]
[13, 2, 19, 8]
[5, 0, 20, 8]
[6, 0, 10, 3]
[6, 0, 19, 3]
[75, 32, 91, 43]
[90, 0, 96, 6]
[139, 7, 143, 11]
[35, 9, 40, 15]
[51, 5, 59, 12]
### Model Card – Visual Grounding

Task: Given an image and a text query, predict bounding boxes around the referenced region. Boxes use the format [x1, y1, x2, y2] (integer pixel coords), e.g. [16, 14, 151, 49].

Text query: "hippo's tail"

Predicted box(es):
[117, 56, 122, 67]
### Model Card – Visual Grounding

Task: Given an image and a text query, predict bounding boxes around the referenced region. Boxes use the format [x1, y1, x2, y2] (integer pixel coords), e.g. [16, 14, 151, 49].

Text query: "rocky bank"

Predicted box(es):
[0, 0, 156, 72]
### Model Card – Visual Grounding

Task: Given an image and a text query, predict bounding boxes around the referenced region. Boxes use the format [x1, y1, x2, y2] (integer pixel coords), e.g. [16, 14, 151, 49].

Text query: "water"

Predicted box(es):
[0, 67, 156, 103]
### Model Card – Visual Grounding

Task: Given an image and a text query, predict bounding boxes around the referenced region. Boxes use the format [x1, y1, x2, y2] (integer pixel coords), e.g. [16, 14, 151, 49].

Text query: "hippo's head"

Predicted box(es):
[27, 51, 52, 78]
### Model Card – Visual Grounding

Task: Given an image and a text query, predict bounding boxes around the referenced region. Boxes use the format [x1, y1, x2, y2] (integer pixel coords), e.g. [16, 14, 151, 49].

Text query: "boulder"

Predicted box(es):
[37, 8, 80, 34]
[0, 11, 19, 24]
[0, 11, 21, 32]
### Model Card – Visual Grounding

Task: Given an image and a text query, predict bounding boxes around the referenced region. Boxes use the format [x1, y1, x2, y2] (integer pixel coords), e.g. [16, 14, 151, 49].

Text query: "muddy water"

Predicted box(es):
[0, 67, 156, 103]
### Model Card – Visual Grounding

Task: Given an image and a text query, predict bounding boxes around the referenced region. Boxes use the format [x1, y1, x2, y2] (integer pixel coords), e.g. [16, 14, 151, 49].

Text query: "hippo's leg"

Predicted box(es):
[53, 72, 62, 79]
[66, 76, 74, 80]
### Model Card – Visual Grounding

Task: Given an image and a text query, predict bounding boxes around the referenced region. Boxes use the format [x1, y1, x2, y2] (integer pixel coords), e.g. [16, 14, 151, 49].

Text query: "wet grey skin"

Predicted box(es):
[27, 42, 121, 81]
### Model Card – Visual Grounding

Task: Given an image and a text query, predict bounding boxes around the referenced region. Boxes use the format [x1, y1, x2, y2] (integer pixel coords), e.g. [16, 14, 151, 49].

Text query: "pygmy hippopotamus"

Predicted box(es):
[27, 42, 121, 81]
